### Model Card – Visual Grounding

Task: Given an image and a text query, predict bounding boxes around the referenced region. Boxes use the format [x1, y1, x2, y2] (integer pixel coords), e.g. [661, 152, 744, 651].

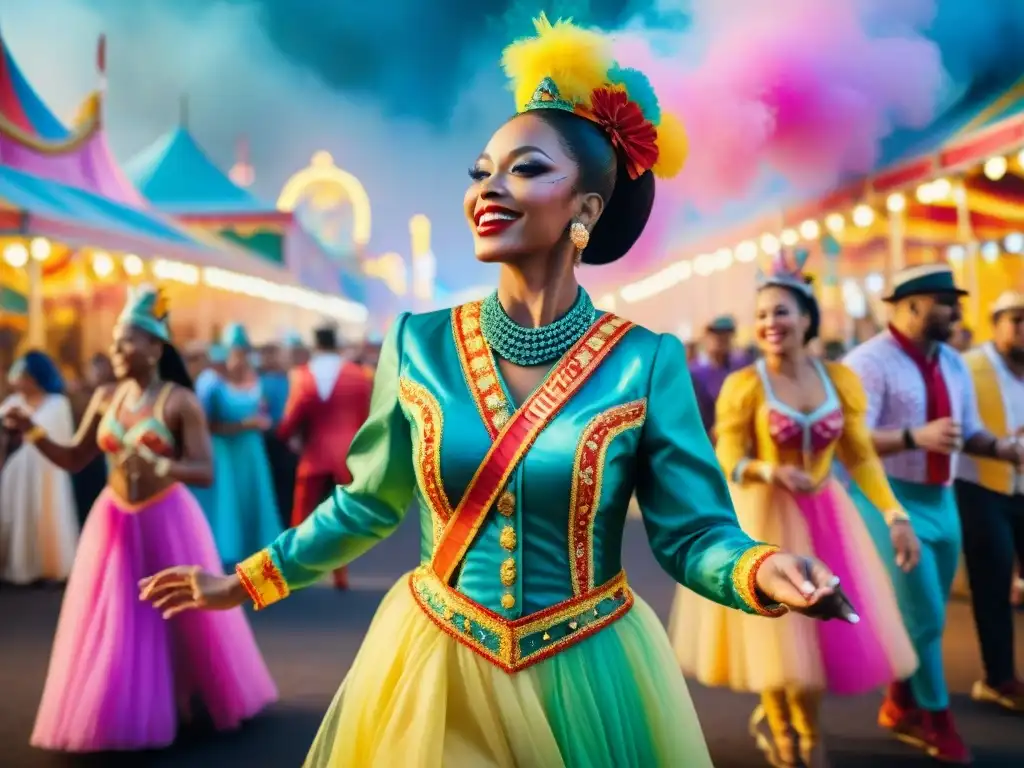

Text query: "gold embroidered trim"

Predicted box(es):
[731, 544, 787, 617]
[568, 400, 648, 595]
[452, 302, 512, 438]
[235, 549, 289, 611]
[409, 566, 633, 672]
[398, 378, 454, 545]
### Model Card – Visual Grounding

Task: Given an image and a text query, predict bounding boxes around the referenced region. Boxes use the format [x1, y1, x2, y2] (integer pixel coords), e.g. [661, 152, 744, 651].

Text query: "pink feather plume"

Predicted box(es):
[614, 0, 944, 212]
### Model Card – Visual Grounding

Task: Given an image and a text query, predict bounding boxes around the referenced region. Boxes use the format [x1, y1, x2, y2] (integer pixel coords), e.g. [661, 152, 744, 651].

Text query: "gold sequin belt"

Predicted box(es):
[408, 566, 633, 673]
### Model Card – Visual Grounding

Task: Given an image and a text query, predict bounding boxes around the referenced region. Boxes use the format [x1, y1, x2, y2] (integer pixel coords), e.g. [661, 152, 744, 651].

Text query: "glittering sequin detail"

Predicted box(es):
[568, 400, 647, 595]
[731, 544, 787, 617]
[398, 377, 453, 545]
[236, 549, 290, 610]
[409, 566, 633, 672]
[479, 288, 596, 367]
[452, 301, 512, 439]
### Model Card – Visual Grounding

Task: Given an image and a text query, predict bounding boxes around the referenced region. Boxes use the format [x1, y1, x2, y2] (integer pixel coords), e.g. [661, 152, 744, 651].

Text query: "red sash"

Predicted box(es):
[432, 312, 635, 583]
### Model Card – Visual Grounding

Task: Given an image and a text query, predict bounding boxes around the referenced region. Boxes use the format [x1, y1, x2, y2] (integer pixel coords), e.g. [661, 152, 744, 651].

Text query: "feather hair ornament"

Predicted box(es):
[756, 247, 814, 295]
[501, 13, 689, 181]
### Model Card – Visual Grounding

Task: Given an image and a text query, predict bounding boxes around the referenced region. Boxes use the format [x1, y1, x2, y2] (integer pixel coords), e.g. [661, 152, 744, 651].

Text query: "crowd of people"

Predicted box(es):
[1, 14, 1022, 768]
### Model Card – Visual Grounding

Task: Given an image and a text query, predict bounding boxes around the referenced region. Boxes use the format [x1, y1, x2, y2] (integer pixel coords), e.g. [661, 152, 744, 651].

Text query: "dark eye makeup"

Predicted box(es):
[467, 159, 552, 181]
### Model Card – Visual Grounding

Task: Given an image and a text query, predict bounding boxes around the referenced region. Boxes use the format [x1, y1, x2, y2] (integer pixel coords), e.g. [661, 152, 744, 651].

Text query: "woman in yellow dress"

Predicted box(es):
[672, 251, 920, 767]
[138, 18, 855, 767]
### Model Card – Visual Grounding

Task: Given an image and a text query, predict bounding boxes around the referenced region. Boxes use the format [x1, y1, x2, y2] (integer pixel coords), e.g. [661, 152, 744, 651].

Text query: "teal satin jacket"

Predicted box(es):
[238, 303, 781, 672]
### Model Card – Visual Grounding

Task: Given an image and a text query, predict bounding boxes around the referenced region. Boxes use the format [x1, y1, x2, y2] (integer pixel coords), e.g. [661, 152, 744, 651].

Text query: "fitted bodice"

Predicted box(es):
[398, 310, 652, 617]
[97, 383, 176, 458]
[759, 359, 845, 454]
[214, 380, 265, 423]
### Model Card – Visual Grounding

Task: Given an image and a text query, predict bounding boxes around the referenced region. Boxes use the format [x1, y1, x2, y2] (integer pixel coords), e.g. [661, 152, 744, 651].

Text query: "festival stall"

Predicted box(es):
[604, 77, 1024, 344]
[128, 129, 368, 343]
[0, 32, 364, 369]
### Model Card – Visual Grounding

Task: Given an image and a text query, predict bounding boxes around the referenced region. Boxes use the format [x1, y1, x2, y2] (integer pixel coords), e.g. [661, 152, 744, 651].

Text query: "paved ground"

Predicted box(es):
[1, 515, 1022, 767]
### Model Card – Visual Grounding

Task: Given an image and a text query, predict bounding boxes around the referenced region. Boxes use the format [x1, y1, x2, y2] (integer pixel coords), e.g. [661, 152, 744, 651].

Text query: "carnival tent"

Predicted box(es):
[127, 124, 350, 289]
[0, 31, 294, 279]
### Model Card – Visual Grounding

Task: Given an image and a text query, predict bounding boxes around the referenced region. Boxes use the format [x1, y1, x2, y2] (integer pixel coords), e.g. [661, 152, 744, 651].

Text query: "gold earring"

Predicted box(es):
[570, 221, 590, 263]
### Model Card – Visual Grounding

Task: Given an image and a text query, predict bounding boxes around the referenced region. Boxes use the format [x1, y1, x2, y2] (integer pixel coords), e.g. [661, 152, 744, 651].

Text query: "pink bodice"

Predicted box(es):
[766, 406, 844, 452]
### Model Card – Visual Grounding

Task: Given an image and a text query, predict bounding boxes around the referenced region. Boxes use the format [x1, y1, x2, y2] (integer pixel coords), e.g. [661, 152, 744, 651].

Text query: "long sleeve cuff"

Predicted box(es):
[731, 544, 787, 617]
[236, 549, 290, 610]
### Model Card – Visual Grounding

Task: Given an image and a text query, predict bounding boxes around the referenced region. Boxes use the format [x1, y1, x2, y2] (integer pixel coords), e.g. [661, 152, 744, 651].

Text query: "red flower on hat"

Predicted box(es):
[578, 87, 659, 179]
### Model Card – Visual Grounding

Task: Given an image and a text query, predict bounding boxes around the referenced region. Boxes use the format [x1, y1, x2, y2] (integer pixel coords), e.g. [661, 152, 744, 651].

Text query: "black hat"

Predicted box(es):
[882, 265, 968, 303]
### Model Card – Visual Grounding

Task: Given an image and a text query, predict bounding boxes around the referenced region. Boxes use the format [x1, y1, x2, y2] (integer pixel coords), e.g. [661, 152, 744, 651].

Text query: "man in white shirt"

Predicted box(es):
[957, 290, 1024, 712]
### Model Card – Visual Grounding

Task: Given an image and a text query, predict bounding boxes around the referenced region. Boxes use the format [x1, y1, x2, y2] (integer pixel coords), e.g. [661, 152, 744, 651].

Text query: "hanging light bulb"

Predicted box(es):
[3, 242, 28, 268]
[29, 237, 51, 262]
[852, 204, 875, 227]
[984, 156, 1008, 181]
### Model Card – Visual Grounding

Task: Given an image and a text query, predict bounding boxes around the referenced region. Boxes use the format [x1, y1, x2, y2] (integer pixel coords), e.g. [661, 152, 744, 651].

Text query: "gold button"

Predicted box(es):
[497, 491, 515, 517]
[499, 525, 517, 551]
[501, 593, 515, 610]
[500, 557, 517, 586]
[542, 632, 551, 641]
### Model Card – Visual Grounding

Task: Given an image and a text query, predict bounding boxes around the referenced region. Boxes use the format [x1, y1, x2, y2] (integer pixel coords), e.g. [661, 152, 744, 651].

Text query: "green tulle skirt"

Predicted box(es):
[303, 573, 712, 767]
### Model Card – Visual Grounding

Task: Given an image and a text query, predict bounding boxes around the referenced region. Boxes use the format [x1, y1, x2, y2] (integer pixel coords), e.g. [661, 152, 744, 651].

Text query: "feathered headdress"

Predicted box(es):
[117, 284, 170, 342]
[501, 14, 688, 180]
[756, 248, 814, 297]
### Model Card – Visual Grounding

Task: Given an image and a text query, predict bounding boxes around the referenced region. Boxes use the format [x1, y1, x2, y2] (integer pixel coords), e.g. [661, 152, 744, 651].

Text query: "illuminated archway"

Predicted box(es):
[276, 151, 372, 248]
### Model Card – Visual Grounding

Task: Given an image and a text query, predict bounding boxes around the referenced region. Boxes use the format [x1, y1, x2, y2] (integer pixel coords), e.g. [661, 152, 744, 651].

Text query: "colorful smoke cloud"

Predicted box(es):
[583, 0, 945, 288]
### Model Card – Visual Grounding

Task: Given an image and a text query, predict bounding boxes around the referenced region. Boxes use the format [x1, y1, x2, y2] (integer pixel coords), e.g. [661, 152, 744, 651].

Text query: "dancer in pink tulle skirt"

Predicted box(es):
[670, 252, 920, 767]
[3, 286, 276, 752]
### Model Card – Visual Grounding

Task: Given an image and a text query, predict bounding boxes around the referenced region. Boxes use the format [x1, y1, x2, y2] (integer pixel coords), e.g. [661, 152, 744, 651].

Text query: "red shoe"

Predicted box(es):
[878, 682, 930, 749]
[922, 710, 972, 765]
[332, 567, 349, 590]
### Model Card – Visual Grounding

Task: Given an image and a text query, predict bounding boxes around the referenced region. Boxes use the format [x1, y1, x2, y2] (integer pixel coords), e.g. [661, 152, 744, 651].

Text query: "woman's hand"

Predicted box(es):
[755, 552, 859, 623]
[890, 519, 920, 572]
[773, 465, 814, 493]
[244, 414, 272, 431]
[138, 566, 246, 620]
[1, 406, 34, 434]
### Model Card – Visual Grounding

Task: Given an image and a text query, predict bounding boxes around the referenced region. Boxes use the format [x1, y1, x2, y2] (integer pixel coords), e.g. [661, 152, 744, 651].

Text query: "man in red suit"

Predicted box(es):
[277, 323, 372, 589]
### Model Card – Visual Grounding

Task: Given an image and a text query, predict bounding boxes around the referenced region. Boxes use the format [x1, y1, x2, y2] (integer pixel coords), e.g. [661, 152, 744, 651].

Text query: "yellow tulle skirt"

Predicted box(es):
[304, 573, 713, 767]
[670, 480, 917, 694]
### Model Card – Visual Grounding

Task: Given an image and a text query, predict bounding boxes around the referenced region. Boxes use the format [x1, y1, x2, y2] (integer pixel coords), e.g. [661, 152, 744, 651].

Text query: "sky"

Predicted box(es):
[1, 0, 1024, 297]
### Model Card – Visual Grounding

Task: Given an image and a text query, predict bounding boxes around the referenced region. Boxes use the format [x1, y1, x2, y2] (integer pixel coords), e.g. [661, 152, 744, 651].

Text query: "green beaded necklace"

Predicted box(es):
[479, 288, 596, 367]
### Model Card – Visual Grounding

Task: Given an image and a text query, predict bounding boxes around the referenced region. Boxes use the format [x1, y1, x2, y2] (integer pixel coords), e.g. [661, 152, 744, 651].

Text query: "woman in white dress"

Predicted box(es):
[0, 351, 78, 583]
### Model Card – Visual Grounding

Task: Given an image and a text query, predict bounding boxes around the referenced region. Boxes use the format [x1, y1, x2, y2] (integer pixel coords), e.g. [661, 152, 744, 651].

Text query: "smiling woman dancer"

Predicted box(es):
[4, 287, 276, 753]
[139, 16, 854, 767]
[672, 252, 920, 768]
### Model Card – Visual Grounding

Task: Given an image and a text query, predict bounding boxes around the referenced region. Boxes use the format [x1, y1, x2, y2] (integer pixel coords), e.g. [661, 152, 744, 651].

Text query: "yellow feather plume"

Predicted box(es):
[501, 14, 614, 112]
[152, 288, 169, 319]
[652, 111, 688, 179]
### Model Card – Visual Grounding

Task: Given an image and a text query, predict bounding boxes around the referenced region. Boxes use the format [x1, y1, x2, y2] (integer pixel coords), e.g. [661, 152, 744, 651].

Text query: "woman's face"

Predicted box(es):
[226, 347, 249, 375]
[8, 360, 36, 396]
[754, 286, 809, 356]
[463, 113, 587, 264]
[111, 324, 161, 379]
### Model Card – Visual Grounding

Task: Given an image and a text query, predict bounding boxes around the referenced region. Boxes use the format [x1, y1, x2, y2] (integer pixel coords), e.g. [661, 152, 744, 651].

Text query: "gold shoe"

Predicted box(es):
[749, 705, 799, 767]
[971, 680, 1024, 712]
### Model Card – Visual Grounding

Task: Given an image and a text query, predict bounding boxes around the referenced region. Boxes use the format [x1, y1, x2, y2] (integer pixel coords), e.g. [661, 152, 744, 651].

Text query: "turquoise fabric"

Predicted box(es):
[259, 370, 290, 426]
[199, 377, 281, 564]
[265, 307, 766, 621]
[851, 477, 960, 710]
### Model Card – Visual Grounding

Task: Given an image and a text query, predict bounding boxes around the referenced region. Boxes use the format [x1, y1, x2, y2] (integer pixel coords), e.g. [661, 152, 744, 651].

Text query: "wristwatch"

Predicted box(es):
[902, 427, 916, 450]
